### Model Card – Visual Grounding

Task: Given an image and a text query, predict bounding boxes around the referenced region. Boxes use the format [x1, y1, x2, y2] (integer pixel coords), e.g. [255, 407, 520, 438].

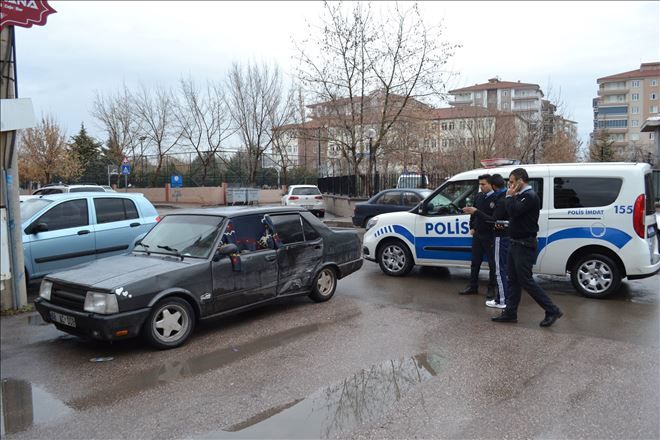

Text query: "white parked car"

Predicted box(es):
[281, 185, 326, 217]
[32, 184, 109, 195]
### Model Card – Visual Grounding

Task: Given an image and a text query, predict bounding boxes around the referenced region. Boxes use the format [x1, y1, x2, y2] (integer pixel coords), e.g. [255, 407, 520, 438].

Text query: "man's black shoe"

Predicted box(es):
[540, 311, 563, 327]
[458, 287, 478, 295]
[491, 314, 517, 323]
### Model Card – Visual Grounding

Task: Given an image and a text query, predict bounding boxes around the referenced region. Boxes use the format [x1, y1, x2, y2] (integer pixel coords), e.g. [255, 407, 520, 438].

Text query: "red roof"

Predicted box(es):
[449, 80, 540, 94]
[597, 62, 660, 82]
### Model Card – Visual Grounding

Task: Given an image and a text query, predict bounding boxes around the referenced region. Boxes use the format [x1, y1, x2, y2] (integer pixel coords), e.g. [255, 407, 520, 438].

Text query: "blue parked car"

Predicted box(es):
[20, 193, 160, 284]
[352, 188, 432, 227]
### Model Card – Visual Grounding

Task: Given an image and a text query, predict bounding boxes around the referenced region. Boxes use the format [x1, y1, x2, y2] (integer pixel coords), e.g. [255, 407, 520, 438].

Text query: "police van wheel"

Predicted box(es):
[570, 254, 621, 298]
[378, 239, 413, 277]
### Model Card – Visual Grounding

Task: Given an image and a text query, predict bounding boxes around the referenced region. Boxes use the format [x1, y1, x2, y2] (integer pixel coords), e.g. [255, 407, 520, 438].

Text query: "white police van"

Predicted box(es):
[362, 163, 659, 298]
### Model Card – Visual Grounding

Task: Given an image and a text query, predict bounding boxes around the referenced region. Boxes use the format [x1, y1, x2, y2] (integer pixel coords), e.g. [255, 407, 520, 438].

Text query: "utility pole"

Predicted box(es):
[0, 26, 27, 309]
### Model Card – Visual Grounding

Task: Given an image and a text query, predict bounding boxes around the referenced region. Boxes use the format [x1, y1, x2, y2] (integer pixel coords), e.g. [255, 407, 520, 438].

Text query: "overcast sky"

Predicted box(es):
[15, 1, 660, 149]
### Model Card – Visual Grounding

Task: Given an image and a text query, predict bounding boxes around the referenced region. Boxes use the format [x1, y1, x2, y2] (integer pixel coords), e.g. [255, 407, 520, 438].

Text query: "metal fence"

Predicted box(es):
[318, 173, 449, 198]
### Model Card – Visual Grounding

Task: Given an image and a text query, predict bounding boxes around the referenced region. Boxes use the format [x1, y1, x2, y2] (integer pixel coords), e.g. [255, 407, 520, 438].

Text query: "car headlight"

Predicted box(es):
[39, 280, 53, 301]
[84, 292, 119, 314]
[365, 217, 379, 231]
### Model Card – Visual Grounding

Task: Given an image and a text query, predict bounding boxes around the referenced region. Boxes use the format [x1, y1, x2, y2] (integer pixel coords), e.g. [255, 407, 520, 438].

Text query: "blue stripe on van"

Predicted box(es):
[537, 227, 632, 254]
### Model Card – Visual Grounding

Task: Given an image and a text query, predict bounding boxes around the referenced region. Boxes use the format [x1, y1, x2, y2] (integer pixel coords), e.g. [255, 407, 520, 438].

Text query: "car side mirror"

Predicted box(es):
[30, 222, 49, 234]
[213, 243, 239, 262]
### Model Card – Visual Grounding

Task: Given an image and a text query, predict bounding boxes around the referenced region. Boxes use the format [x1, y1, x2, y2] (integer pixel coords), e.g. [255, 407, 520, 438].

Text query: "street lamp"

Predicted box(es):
[366, 128, 376, 194]
[139, 136, 147, 186]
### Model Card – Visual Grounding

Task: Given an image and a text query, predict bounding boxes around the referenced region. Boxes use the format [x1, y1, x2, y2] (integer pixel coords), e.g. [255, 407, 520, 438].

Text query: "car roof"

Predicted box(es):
[33, 192, 147, 201]
[289, 185, 319, 188]
[451, 162, 650, 181]
[165, 206, 306, 218]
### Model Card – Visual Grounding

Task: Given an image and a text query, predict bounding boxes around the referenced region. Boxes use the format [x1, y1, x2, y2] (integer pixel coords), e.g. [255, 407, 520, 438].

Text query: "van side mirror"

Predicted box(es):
[213, 243, 239, 262]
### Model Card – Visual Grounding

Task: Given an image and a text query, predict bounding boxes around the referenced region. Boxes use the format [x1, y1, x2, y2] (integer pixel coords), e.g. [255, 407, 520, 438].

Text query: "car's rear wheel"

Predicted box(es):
[570, 253, 621, 298]
[144, 297, 195, 349]
[309, 267, 337, 302]
[377, 239, 414, 277]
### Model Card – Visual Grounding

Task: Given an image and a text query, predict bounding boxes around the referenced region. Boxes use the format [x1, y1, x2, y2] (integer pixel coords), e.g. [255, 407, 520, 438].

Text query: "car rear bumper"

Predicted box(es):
[34, 298, 150, 341]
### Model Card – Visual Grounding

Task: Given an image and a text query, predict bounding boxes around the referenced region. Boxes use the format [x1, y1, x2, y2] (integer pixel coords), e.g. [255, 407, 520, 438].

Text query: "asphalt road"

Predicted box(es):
[2, 252, 659, 439]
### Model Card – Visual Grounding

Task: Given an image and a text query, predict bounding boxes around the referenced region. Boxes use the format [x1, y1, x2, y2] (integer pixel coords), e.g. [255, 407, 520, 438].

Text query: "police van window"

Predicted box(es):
[302, 217, 320, 241]
[377, 191, 401, 205]
[426, 180, 477, 215]
[269, 214, 305, 244]
[553, 177, 622, 209]
[529, 178, 544, 208]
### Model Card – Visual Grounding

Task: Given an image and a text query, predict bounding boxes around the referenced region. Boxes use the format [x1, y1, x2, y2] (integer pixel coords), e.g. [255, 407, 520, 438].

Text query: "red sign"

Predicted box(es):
[0, 1, 56, 30]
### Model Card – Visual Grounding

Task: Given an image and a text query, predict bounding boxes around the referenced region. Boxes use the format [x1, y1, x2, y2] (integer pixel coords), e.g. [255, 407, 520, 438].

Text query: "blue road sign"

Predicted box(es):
[170, 175, 183, 188]
[120, 164, 131, 175]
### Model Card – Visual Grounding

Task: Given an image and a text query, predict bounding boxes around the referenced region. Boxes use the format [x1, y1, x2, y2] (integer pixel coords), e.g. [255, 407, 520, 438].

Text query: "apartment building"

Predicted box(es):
[449, 77, 545, 122]
[592, 62, 660, 159]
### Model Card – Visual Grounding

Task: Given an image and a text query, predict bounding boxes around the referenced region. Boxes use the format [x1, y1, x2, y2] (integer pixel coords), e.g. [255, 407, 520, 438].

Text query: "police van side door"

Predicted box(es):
[412, 179, 477, 267]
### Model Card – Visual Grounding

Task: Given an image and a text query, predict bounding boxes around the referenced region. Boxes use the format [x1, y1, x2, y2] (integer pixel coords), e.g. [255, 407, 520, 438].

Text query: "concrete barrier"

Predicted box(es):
[322, 194, 368, 217]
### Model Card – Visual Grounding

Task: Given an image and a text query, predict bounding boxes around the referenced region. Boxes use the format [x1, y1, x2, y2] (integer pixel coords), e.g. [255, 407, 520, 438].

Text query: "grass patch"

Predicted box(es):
[0, 304, 35, 316]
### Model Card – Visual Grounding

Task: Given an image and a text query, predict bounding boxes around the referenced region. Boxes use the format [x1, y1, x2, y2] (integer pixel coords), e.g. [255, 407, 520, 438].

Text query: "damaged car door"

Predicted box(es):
[212, 215, 279, 312]
[267, 213, 324, 295]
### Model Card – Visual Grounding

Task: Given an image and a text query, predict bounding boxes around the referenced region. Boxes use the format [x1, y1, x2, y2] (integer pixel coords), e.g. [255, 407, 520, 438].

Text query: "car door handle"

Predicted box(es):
[264, 254, 277, 262]
[77, 230, 90, 235]
[130, 222, 141, 227]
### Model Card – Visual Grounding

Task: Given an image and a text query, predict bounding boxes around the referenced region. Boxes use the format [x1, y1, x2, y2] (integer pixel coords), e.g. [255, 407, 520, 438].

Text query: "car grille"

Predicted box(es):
[50, 283, 87, 311]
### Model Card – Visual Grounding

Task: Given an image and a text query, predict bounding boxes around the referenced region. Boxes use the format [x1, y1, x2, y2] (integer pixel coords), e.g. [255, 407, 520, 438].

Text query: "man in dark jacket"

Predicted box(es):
[458, 174, 497, 297]
[464, 174, 509, 308]
[492, 168, 563, 327]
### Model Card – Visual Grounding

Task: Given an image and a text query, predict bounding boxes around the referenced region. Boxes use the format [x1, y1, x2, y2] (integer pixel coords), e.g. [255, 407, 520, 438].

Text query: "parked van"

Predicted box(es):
[362, 163, 659, 298]
[397, 173, 429, 189]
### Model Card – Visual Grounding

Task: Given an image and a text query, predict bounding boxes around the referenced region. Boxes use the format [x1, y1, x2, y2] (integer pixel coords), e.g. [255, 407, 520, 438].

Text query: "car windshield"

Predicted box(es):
[20, 199, 53, 220]
[426, 180, 477, 215]
[138, 215, 225, 259]
[292, 187, 321, 195]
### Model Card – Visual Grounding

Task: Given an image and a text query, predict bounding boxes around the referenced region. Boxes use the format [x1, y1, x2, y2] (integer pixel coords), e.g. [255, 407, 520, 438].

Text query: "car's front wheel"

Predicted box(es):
[309, 267, 337, 302]
[570, 253, 621, 298]
[377, 239, 414, 277]
[144, 297, 195, 349]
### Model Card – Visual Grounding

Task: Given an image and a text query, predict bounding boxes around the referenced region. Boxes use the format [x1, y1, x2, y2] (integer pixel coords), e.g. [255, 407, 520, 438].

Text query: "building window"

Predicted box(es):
[475, 92, 481, 98]
[651, 93, 658, 100]
[448, 122, 455, 130]
[459, 121, 466, 130]
[631, 133, 640, 141]
[651, 79, 658, 86]
[442, 139, 449, 148]
[632, 106, 640, 114]
[598, 119, 627, 129]
[431, 139, 437, 149]
[631, 93, 639, 101]
[502, 90, 508, 96]
[441, 122, 448, 130]
[650, 133, 655, 140]
[651, 105, 659, 114]
[631, 119, 639, 127]
[631, 80, 640, 88]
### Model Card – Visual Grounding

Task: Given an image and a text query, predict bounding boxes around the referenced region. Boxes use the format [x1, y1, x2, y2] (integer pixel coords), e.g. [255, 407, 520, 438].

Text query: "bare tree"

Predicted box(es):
[133, 84, 184, 186]
[175, 78, 234, 186]
[269, 85, 304, 185]
[296, 1, 458, 194]
[589, 130, 618, 162]
[226, 61, 285, 185]
[18, 115, 81, 184]
[92, 84, 141, 165]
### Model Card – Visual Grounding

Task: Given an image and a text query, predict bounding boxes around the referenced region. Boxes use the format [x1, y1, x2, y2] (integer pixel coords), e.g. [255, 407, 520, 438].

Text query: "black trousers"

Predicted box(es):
[504, 239, 560, 317]
[469, 234, 496, 291]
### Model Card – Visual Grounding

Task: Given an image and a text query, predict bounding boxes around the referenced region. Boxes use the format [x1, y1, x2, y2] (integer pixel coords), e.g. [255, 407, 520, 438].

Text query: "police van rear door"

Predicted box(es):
[413, 179, 477, 267]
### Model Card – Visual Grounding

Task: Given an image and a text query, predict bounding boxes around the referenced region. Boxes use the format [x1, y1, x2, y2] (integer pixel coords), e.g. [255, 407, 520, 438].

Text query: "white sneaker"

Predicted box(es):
[485, 300, 506, 309]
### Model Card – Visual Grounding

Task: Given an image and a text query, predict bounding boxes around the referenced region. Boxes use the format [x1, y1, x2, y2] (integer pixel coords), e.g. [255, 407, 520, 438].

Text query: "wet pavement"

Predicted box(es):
[3, 259, 659, 438]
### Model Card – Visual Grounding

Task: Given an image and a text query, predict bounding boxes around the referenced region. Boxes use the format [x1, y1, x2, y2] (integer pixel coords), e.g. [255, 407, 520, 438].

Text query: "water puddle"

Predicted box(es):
[205, 352, 445, 439]
[0, 379, 72, 436]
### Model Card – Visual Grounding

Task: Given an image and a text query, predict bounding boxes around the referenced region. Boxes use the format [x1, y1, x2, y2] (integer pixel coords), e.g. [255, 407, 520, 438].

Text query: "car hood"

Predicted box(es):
[46, 254, 205, 290]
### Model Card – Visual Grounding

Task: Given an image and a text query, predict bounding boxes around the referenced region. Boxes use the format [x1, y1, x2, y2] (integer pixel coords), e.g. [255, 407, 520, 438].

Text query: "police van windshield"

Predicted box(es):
[426, 180, 477, 215]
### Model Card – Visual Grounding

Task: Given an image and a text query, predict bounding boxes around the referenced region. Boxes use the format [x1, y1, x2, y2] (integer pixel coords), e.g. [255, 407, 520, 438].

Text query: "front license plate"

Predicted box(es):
[50, 311, 76, 328]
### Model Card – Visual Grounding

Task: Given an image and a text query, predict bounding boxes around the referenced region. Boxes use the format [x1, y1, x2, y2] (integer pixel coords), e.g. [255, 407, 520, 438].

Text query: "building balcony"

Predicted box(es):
[512, 94, 538, 100]
[448, 98, 473, 106]
[597, 87, 629, 96]
[599, 127, 628, 133]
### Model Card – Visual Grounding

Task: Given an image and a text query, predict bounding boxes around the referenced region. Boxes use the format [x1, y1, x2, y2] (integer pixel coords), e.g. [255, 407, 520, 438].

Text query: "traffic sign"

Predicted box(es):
[120, 164, 131, 175]
[170, 175, 183, 188]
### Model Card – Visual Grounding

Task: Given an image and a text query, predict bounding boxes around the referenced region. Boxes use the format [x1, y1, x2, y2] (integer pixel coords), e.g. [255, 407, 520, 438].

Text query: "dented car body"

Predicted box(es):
[34, 207, 363, 349]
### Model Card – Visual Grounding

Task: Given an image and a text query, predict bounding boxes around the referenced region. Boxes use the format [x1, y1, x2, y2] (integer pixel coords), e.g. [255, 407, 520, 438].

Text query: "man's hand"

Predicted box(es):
[463, 206, 477, 215]
[469, 228, 475, 236]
